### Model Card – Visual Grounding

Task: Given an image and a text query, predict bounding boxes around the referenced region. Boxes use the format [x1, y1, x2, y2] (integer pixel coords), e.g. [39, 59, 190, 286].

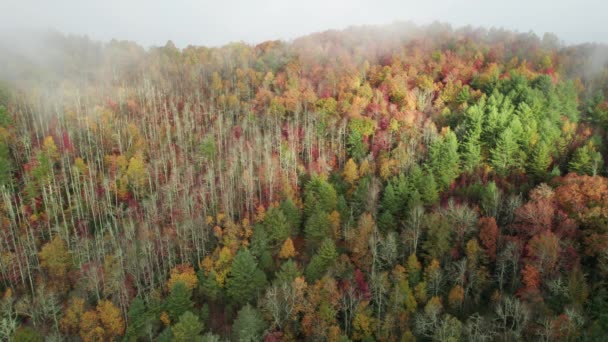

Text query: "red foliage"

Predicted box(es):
[354, 269, 371, 300]
[478, 217, 498, 261]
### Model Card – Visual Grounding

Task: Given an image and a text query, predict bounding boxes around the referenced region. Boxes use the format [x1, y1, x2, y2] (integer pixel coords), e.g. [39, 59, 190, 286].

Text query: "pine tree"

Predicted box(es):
[275, 259, 302, 284]
[166, 282, 194, 321]
[304, 209, 332, 250]
[428, 130, 460, 189]
[232, 304, 268, 342]
[280, 199, 302, 235]
[263, 207, 290, 247]
[569, 144, 603, 176]
[125, 297, 147, 340]
[305, 238, 338, 282]
[460, 102, 484, 172]
[529, 140, 552, 178]
[490, 128, 520, 176]
[226, 249, 267, 306]
[172, 311, 204, 342]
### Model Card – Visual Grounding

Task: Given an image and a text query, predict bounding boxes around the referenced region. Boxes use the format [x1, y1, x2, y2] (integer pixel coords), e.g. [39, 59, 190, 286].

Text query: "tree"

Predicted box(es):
[232, 304, 268, 342]
[172, 311, 204, 342]
[305, 238, 338, 282]
[168, 264, 199, 292]
[97, 300, 125, 339]
[490, 128, 521, 176]
[568, 144, 603, 176]
[38, 236, 72, 292]
[125, 297, 148, 340]
[263, 207, 290, 247]
[478, 217, 498, 261]
[343, 158, 359, 185]
[226, 249, 267, 306]
[459, 102, 484, 173]
[428, 130, 460, 189]
[278, 238, 297, 259]
[166, 282, 194, 321]
[529, 140, 553, 178]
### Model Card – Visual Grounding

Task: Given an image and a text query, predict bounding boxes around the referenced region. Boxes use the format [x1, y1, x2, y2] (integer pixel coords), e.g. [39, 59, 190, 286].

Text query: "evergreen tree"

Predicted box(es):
[226, 249, 267, 306]
[569, 144, 604, 176]
[263, 207, 290, 247]
[166, 282, 194, 321]
[124, 297, 148, 340]
[459, 101, 484, 173]
[198, 270, 223, 301]
[304, 209, 332, 250]
[274, 259, 302, 284]
[280, 199, 302, 235]
[172, 311, 204, 342]
[490, 128, 520, 176]
[231, 304, 268, 342]
[529, 140, 552, 178]
[305, 238, 338, 282]
[428, 130, 460, 189]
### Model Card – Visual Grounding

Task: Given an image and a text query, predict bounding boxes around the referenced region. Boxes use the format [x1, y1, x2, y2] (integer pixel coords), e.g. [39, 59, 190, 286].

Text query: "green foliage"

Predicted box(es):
[280, 199, 302, 235]
[231, 305, 268, 342]
[13, 326, 43, 342]
[569, 144, 604, 176]
[347, 130, 368, 161]
[172, 311, 204, 342]
[263, 207, 290, 247]
[124, 297, 148, 340]
[304, 177, 338, 216]
[274, 259, 302, 284]
[166, 282, 194, 321]
[427, 130, 460, 189]
[490, 128, 522, 176]
[226, 249, 267, 306]
[305, 238, 338, 281]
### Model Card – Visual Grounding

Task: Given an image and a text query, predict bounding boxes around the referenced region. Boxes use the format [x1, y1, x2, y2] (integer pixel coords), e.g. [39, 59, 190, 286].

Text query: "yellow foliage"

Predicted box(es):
[279, 238, 297, 259]
[254, 204, 266, 223]
[61, 297, 85, 335]
[329, 210, 341, 240]
[342, 158, 359, 185]
[167, 264, 198, 291]
[39, 235, 72, 292]
[160, 311, 171, 326]
[97, 300, 125, 338]
[352, 302, 375, 340]
[79, 310, 100, 342]
[359, 159, 371, 176]
[126, 154, 147, 192]
[448, 285, 465, 309]
[43, 136, 59, 160]
[74, 157, 89, 175]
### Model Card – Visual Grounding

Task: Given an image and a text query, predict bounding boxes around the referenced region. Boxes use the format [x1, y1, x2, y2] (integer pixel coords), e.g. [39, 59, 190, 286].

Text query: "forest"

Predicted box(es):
[0, 22, 608, 341]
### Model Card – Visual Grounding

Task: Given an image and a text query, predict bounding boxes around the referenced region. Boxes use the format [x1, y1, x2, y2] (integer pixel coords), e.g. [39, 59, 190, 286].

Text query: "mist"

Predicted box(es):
[1, 0, 608, 48]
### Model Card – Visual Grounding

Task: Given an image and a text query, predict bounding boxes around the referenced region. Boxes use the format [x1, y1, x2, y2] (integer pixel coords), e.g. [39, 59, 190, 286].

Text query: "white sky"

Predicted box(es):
[1, 0, 606, 48]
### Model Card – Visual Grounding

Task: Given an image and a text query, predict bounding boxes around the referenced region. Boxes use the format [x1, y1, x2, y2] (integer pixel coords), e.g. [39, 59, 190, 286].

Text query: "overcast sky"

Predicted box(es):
[1, 0, 606, 48]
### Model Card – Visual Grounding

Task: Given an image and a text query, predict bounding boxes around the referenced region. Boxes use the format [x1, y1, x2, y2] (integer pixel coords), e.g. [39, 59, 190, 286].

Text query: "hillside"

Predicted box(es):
[1, 23, 608, 341]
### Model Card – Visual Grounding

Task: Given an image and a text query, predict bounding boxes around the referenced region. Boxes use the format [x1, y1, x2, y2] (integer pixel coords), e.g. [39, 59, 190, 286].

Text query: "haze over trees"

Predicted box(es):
[0, 22, 608, 341]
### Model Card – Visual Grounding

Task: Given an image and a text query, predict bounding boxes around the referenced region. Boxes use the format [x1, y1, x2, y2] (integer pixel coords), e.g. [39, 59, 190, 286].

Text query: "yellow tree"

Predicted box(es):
[38, 236, 72, 292]
[97, 300, 125, 339]
[167, 264, 199, 291]
[279, 238, 297, 259]
[343, 158, 359, 185]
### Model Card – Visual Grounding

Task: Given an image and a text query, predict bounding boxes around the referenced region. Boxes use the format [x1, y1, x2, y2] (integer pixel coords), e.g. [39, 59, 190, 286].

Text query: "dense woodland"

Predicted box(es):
[1, 22, 608, 341]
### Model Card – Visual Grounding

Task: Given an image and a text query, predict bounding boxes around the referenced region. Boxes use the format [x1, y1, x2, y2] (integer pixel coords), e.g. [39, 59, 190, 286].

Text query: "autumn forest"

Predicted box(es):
[1, 22, 608, 341]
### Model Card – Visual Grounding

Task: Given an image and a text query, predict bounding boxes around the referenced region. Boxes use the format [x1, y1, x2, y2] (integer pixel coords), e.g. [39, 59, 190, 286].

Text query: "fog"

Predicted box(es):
[1, 0, 607, 48]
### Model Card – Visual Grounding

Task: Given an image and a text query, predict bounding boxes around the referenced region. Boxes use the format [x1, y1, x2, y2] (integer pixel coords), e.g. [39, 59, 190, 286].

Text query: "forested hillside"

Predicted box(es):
[1, 23, 608, 341]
